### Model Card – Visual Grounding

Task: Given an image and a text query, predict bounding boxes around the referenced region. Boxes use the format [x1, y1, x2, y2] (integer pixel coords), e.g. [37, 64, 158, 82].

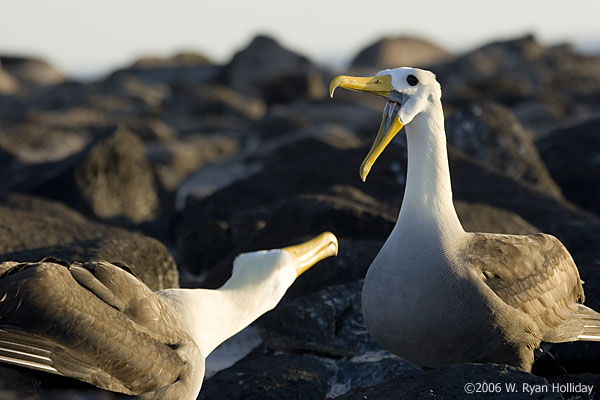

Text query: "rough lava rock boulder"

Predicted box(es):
[0, 192, 178, 290]
[334, 364, 563, 400]
[24, 126, 160, 224]
[0, 55, 65, 87]
[537, 116, 600, 216]
[146, 134, 241, 193]
[445, 101, 563, 198]
[163, 83, 266, 133]
[455, 201, 540, 235]
[199, 345, 335, 400]
[435, 34, 600, 134]
[259, 280, 388, 357]
[109, 51, 220, 86]
[0, 66, 18, 94]
[351, 36, 454, 71]
[221, 35, 325, 103]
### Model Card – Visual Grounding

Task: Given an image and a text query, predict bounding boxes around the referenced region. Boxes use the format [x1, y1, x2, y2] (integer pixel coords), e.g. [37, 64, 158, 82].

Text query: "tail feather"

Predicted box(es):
[0, 331, 60, 374]
[576, 305, 600, 341]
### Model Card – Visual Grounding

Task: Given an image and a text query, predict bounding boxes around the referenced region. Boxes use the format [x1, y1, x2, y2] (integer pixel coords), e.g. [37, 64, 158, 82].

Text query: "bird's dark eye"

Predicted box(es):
[407, 75, 418, 86]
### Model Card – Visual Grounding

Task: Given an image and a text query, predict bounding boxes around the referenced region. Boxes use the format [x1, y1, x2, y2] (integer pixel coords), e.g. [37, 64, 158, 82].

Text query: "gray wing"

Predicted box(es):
[0, 259, 192, 395]
[462, 233, 590, 342]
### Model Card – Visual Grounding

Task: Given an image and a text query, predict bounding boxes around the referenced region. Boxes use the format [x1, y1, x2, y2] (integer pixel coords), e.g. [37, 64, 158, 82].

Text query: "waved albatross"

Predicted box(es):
[330, 67, 600, 371]
[0, 232, 338, 399]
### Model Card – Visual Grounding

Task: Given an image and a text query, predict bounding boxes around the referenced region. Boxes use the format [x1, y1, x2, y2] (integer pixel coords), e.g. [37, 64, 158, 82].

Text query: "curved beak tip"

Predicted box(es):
[359, 161, 371, 182]
[329, 81, 338, 98]
[324, 231, 339, 256]
[288, 231, 339, 278]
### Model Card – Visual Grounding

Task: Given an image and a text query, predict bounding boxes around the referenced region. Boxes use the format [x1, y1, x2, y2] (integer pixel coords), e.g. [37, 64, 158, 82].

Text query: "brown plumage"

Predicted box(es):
[0, 259, 197, 396]
[0, 232, 338, 398]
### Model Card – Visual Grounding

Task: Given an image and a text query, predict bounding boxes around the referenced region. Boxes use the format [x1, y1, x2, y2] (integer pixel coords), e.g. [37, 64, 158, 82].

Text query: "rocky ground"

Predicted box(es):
[0, 33, 599, 399]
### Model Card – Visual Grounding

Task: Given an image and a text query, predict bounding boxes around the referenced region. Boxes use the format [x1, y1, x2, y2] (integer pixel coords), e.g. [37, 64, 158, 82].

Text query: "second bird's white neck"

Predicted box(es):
[157, 253, 294, 357]
[397, 97, 465, 243]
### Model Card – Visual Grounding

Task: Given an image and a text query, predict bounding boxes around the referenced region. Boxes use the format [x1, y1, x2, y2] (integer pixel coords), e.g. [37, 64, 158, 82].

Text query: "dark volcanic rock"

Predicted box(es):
[0, 143, 18, 172]
[542, 340, 600, 376]
[110, 51, 220, 86]
[199, 345, 335, 400]
[0, 55, 65, 87]
[329, 356, 418, 399]
[0, 192, 178, 290]
[0, 121, 90, 164]
[222, 35, 321, 102]
[146, 134, 240, 192]
[445, 102, 563, 198]
[435, 34, 600, 133]
[134, 51, 211, 68]
[537, 116, 600, 216]
[0, 365, 129, 399]
[334, 364, 561, 400]
[0, 67, 18, 94]
[455, 201, 540, 235]
[93, 73, 169, 115]
[258, 100, 382, 139]
[29, 126, 160, 224]
[258, 67, 327, 104]
[259, 281, 384, 357]
[579, 261, 600, 311]
[351, 36, 454, 71]
[164, 84, 266, 133]
[257, 188, 396, 244]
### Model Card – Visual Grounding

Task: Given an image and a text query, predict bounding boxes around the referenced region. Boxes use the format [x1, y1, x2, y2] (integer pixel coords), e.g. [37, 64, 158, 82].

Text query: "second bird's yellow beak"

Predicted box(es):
[283, 232, 338, 277]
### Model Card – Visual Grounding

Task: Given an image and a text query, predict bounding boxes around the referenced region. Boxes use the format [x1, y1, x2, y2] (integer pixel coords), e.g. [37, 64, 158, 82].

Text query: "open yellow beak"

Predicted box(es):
[329, 75, 393, 98]
[330, 74, 404, 182]
[283, 232, 338, 277]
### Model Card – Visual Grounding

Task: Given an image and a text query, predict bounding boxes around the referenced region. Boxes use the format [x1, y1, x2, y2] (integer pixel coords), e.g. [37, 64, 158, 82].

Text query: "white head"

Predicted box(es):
[224, 231, 338, 311]
[375, 67, 441, 125]
[330, 67, 441, 180]
[228, 250, 297, 311]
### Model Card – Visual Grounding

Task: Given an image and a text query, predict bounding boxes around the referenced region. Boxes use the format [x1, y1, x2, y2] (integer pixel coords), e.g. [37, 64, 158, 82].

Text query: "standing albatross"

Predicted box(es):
[330, 67, 600, 371]
[0, 231, 338, 399]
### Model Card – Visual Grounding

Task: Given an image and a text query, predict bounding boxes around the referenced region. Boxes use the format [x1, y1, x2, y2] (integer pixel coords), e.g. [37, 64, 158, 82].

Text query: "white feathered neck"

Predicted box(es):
[397, 96, 465, 243]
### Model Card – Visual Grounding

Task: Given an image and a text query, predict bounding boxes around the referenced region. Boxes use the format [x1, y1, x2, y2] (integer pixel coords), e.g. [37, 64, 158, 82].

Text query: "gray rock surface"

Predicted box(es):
[0, 192, 178, 290]
[109, 51, 219, 86]
[27, 126, 160, 224]
[351, 36, 454, 71]
[435, 34, 600, 134]
[537, 116, 600, 216]
[0, 67, 18, 94]
[446, 102, 563, 198]
[334, 364, 562, 400]
[0, 55, 65, 87]
[221, 35, 323, 103]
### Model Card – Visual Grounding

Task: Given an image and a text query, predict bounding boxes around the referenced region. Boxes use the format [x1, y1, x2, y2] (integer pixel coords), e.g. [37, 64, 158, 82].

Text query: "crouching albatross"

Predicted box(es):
[330, 67, 600, 371]
[0, 232, 338, 399]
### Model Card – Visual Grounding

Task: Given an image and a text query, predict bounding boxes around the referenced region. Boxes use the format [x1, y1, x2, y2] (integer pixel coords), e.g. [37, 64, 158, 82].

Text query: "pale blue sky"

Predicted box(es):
[1, 0, 599, 78]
